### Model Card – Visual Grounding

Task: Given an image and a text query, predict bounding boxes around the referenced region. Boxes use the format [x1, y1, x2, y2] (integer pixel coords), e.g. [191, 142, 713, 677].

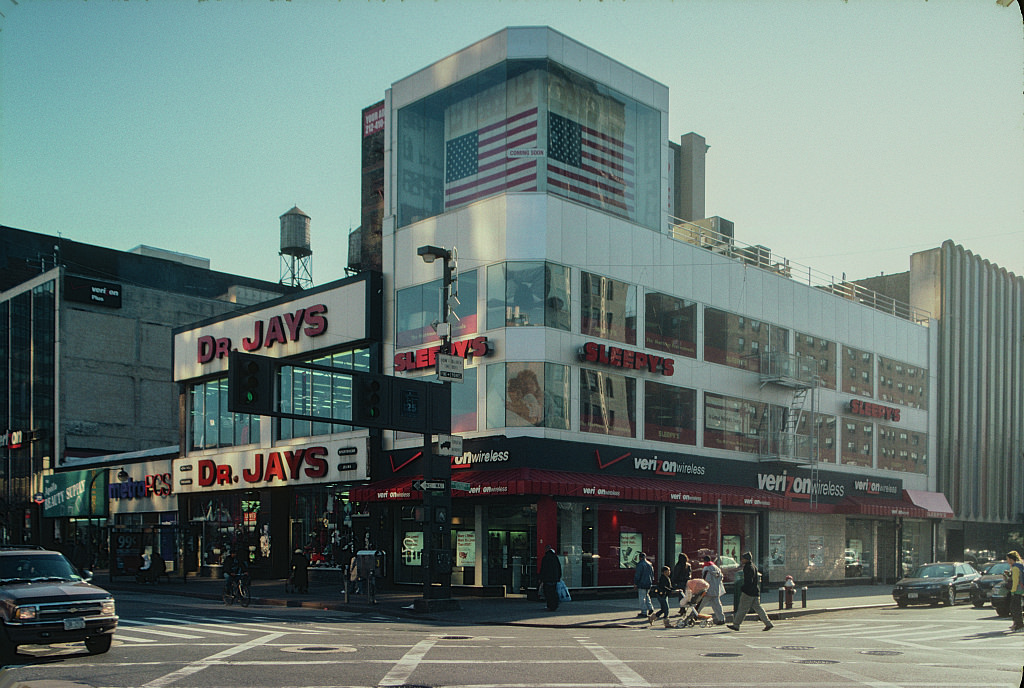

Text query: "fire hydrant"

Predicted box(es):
[783, 575, 796, 609]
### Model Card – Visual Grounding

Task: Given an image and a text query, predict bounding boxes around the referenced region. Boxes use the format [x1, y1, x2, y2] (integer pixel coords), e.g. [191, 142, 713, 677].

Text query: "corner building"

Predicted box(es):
[353, 27, 951, 591]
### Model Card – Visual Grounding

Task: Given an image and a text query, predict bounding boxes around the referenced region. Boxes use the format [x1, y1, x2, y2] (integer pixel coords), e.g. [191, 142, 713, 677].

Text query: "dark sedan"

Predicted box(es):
[892, 561, 981, 607]
[970, 561, 1011, 609]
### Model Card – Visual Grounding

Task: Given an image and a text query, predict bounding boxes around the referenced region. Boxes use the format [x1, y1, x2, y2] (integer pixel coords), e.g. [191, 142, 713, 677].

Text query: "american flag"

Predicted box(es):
[444, 107, 539, 209]
[547, 112, 634, 218]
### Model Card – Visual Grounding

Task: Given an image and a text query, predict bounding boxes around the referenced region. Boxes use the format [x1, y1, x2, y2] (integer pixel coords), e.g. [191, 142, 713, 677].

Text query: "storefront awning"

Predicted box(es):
[903, 490, 955, 519]
[350, 468, 785, 510]
[837, 495, 929, 519]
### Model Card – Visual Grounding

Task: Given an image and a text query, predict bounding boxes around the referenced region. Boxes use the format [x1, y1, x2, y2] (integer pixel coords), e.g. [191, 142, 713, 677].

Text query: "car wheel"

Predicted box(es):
[85, 634, 112, 655]
[972, 599, 985, 608]
[0, 632, 17, 666]
[944, 586, 956, 606]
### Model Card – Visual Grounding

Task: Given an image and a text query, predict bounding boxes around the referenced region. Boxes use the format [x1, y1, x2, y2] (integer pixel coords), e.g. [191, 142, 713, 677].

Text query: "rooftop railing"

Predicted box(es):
[666, 217, 931, 325]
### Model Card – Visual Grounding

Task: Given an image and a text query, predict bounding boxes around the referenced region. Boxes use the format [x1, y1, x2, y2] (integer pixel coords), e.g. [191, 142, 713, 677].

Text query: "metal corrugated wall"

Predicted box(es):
[939, 241, 1024, 525]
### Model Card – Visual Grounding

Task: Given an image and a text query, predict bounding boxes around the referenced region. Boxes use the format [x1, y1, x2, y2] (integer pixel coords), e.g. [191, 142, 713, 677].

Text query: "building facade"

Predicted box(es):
[348, 27, 951, 591]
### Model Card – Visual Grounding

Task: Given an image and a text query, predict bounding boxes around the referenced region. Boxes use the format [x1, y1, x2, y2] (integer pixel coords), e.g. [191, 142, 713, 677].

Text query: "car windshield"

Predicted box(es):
[984, 562, 1011, 575]
[0, 554, 82, 583]
[908, 564, 954, 578]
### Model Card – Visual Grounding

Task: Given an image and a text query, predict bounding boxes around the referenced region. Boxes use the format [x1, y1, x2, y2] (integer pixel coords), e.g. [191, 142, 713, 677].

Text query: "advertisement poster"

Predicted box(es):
[808, 535, 824, 567]
[402, 531, 423, 566]
[456, 531, 476, 567]
[768, 534, 786, 568]
[619, 532, 643, 568]
[722, 535, 741, 563]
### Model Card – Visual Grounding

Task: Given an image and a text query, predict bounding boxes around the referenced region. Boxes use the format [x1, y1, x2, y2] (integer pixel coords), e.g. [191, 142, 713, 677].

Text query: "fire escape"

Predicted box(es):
[757, 350, 821, 507]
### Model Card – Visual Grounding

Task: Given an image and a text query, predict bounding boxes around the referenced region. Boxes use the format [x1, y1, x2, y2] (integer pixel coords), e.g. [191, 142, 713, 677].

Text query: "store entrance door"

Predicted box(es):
[487, 529, 534, 593]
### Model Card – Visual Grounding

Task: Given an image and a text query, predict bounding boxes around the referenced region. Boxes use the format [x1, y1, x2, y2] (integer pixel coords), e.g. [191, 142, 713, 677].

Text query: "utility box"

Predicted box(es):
[356, 549, 386, 578]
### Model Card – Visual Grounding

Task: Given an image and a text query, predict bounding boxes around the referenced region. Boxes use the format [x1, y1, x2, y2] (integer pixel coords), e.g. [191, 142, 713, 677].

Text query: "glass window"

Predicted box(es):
[580, 368, 635, 437]
[877, 424, 927, 473]
[878, 356, 928, 409]
[189, 379, 259, 451]
[644, 380, 696, 445]
[704, 392, 780, 454]
[840, 416, 873, 467]
[486, 362, 570, 430]
[279, 348, 370, 441]
[396, 270, 478, 349]
[396, 60, 661, 230]
[451, 367, 479, 434]
[842, 346, 873, 398]
[486, 262, 570, 330]
[795, 413, 837, 463]
[645, 292, 696, 358]
[704, 307, 787, 372]
[794, 332, 836, 389]
[581, 272, 635, 344]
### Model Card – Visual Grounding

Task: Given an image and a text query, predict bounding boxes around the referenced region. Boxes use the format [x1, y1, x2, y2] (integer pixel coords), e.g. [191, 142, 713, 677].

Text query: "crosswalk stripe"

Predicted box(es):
[142, 617, 249, 636]
[115, 621, 204, 639]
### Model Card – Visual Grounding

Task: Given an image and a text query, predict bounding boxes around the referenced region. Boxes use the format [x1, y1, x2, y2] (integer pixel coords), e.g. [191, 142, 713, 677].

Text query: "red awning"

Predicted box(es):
[350, 468, 784, 509]
[903, 490, 955, 519]
[838, 495, 929, 519]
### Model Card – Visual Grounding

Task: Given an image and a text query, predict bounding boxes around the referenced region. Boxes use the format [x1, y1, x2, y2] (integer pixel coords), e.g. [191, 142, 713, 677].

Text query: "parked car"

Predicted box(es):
[0, 546, 118, 664]
[989, 575, 1012, 617]
[970, 561, 1011, 609]
[892, 561, 981, 607]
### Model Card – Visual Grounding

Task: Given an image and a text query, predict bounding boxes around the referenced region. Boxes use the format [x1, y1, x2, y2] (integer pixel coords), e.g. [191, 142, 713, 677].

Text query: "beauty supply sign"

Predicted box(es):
[172, 436, 369, 494]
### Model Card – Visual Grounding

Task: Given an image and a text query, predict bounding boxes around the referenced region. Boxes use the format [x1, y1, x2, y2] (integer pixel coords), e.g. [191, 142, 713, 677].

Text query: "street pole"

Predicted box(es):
[414, 245, 458, 612]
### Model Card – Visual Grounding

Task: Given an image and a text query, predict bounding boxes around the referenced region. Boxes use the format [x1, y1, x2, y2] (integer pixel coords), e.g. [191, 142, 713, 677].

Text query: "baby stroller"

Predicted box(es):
[675, 578, 713, 628]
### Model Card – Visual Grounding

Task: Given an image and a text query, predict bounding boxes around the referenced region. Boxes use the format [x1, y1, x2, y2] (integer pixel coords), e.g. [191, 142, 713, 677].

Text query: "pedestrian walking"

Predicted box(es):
[633, 552, 656, 618]
[1005, 550, 1024, 632]
[727, 551, 774, 632]
[700, 555, 727, 625]
[649, 565, 674, 627]
[671, 552, 690, 614]
[539, 545, 563, 612]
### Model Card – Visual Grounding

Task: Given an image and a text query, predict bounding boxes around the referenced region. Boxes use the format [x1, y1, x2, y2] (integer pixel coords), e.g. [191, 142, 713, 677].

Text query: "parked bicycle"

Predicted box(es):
[223, 571, 251, 607]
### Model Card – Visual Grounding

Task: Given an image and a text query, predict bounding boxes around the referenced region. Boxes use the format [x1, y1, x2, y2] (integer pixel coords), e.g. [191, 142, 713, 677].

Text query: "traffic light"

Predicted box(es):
[227, 351, 276, 415]
[352, 373, 392, 428]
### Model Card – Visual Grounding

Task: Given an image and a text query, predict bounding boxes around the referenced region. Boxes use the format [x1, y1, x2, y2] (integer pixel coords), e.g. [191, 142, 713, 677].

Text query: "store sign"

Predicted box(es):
[172, 436, 370, 494]
[394, 336, 490, 372]
[363, 102, 385, 137]
[0, 429, 28, 450]
[108, 473, 172, 500]
[42, 470, 106, 518]
[848, 399, 901, 422]
[173, 276, 371, 380]
[64, 275, 122, 309]
[579, 342, 675, 375]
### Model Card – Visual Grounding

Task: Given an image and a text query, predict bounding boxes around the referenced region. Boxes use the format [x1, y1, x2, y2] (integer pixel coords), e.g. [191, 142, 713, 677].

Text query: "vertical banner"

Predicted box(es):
[42, 470, 107, 518]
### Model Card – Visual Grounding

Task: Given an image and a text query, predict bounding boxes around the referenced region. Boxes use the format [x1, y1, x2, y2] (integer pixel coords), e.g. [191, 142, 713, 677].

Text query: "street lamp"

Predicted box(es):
[414, 245, 459, 612]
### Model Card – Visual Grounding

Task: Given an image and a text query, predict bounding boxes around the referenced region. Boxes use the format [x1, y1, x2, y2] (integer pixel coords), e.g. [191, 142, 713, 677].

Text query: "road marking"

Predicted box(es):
[139, 631, 285, 688]
[576, 638, 650, 687]
[377, 635, 440, 687]
[114, 620, 204, 639]
[142, 617, 250, 636]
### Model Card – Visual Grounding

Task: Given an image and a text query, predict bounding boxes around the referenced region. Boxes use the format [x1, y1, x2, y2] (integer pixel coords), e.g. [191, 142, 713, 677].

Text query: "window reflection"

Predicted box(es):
[580, 369, 635, 437]
[794, 332, 836, 389]
[645, 292, 696, 358]
[704, 392, 782, 453]
[842, 346, 873, 398]
[644, 381, 696, 445]
[878, 356, 928, 409]
[486, 362, 569, 430]
[581, 272, 636, 344]
[487, 262, 570, 330]
[704, 307, 787, 372]
[841, 417, 873, 467]
[396, 271, 477, 348]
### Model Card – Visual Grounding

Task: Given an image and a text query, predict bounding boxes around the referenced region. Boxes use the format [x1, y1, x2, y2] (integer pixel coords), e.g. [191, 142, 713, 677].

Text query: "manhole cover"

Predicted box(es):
[794, 659, 839, 665]
[701, 652, 741, 657]
[439, 635, 472, 640]
[861, 650, 902, 656]
[777, 645, 814, 650]
[280, 645, 357, 654]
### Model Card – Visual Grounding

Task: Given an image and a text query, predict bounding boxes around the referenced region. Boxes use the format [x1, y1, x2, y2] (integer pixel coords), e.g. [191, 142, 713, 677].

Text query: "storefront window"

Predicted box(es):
[189, 379, 259, 451]
[794, 332, 836, 389]
[704, 392, 781, 454]
[279, 348, 370, 440]
[704, 307, 788, 372]
[673, 510, 758, 582]
[187, 493, 259, 568]
[581, 272, 636, 344]
[598, 504, 656, 585]
[878, 356, 928, 409]
[644, 380, 696, 445]
[486, 362, 570, 429]
[901, 520, 933, 577]
[396, 270, 478, 348]
[842, 346, 874, 397]
[644, 292, 696, 358]
[291, 487, 364, 568]
[487, 261, 570, 330]
[396, 60, 661, 230]
[580, 368, 636, 437]
[841, 417, 874, 467]
[845, 520, 873, 579]
[878, 425, 927, 474]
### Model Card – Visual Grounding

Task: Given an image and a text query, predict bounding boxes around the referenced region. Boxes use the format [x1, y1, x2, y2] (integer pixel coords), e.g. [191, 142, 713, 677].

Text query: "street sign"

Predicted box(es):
[412, 479, 448, 492]
[436, 353, 464, 383]
[437, 434, 463, 457]
[451, 481, 471, 492]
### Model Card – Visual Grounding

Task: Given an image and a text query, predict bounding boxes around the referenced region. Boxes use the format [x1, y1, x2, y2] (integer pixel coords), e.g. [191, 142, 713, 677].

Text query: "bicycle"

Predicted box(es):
[223, 572, 251, 607]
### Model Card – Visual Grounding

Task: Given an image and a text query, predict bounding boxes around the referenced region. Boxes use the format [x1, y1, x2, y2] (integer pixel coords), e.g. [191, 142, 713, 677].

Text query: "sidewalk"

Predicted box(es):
[102, 573, 896, 628]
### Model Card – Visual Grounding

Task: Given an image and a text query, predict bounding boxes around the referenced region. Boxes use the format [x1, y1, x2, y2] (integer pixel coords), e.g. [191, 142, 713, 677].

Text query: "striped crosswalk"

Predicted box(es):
[113, 612, 332, 645]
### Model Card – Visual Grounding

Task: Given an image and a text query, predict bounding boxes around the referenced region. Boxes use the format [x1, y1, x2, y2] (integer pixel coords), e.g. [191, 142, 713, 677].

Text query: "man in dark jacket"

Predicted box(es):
[633, 552, 656, 618]
[727, 551, 773, 631]
[539, 546, 562, 611]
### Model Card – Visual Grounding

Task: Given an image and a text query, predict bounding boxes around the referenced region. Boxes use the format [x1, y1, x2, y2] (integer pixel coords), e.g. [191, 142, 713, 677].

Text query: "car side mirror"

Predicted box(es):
[81, 569, 94, 582]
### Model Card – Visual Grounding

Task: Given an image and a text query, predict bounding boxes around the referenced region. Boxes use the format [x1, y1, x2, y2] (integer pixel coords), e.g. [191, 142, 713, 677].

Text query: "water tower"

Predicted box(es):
[279, 206, 313, 289]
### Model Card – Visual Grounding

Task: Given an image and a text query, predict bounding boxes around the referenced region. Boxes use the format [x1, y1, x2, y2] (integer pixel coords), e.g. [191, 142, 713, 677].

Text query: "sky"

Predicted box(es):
[2, 0, 1022, 289]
